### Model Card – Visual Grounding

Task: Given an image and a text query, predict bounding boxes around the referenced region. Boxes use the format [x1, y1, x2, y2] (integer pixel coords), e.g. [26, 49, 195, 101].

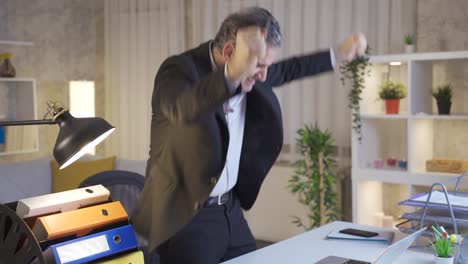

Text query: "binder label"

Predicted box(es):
[56, 235, 110, 263]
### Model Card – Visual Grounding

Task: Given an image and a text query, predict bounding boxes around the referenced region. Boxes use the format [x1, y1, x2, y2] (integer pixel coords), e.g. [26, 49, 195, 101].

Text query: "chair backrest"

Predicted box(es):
[78, 170, 145, 217]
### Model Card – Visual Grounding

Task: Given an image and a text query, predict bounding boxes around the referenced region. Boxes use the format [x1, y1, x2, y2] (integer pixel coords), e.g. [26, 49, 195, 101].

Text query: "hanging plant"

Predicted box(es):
[339, 50, 371, 142]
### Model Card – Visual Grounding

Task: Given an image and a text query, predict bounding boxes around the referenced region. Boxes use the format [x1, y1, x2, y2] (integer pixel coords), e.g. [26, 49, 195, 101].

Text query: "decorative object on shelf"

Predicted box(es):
[378, 80, 406, 114]
[288, 123, 340, 230]
[0, 52, 16, 77]
[373, 159, 384, 169]
[431, 225, 455, 264]
[398, 159, 408, 169]
[386, 157, 397, 167]
[426, 159, 468, 174]
[339, 47, 371, 143]
[404, 34, 415, 53]
[432, 84, 453, 115]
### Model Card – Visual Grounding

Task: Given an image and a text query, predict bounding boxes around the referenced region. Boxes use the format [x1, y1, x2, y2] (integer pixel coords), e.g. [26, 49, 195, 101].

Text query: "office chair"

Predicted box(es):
[78, 170, 159, 264]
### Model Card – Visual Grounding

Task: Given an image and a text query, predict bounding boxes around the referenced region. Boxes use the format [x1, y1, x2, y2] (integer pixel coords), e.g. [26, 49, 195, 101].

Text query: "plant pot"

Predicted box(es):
[385, 99, 400, 114]
[0, 58, 16, 77]
[434, 256, 454, 264]
[437, 101, 451, 115]
[405, 44, 415, 53]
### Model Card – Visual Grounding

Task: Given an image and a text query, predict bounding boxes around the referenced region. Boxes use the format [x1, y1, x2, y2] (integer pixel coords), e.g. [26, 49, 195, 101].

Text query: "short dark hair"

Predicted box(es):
[212, 7, 282, 52]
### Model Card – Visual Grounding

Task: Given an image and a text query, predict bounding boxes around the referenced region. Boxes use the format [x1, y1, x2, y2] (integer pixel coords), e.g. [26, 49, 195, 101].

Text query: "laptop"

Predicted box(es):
[315, 228, 426, 264]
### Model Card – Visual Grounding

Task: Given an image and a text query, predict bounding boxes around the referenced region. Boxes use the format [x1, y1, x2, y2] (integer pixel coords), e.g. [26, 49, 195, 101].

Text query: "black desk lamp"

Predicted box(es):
[0, 102, 115, 263]
[0, 101, 115, 169]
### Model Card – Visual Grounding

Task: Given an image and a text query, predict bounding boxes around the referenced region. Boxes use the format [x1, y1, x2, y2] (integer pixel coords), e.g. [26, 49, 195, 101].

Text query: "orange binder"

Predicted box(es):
[32, 201, 128, 241]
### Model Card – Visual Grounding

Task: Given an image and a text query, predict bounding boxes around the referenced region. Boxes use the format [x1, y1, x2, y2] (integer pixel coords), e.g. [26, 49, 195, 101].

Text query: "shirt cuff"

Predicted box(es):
[330, 47, 337, 69]
[224, 64, 241, 94]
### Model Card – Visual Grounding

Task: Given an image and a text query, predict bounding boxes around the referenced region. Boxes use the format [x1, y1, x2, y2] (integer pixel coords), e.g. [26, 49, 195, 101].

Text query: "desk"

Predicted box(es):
[223, 221, 434, 264]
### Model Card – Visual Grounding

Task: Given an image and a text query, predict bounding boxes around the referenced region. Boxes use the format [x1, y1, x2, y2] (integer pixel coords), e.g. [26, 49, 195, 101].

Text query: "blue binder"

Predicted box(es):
[42, 225, 138, 264]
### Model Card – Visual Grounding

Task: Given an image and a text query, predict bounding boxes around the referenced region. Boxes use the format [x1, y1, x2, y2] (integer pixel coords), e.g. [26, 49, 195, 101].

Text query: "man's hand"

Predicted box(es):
[226, 26, 267, 85]
[336, 32, 367, 62]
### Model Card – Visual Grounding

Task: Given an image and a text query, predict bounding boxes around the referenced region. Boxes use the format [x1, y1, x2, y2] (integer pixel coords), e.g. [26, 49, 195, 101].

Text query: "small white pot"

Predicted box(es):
[434, 256, 454, 264]
[405, 44, 415, 53]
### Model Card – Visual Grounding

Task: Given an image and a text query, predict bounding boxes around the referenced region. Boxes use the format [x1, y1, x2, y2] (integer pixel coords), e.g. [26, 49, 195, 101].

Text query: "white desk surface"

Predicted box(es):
[223, 221, 434, 264]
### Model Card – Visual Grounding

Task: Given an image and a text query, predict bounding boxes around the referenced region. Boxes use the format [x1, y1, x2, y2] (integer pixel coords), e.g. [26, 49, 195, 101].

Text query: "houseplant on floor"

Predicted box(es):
[378, 80, 406, 114]
[432, 84, 453, 115]
[431, 225, 455, 264]
[288, 124, 340, 230]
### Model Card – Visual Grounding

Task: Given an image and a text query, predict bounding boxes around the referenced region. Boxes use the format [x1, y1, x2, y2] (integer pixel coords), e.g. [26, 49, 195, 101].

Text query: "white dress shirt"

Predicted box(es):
[209, 42, 246, 197]
[207, 44, 335, 197]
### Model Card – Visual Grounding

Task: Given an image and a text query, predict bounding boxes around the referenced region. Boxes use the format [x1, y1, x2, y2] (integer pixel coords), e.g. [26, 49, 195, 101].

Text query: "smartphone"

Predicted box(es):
[339, 228, 379, 238]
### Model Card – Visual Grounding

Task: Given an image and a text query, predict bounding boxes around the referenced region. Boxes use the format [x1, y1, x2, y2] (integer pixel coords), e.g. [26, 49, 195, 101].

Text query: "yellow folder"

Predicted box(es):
[32, 201, 128, 241]
[95, 251, 144, 264]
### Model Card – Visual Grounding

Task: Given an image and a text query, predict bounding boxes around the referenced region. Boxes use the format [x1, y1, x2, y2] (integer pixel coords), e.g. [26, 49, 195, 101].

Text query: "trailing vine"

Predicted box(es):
[339, 51, 371, 142]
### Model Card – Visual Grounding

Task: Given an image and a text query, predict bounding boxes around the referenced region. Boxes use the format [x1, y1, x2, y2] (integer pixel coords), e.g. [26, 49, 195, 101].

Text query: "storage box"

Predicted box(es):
[426, 159, 468, 174]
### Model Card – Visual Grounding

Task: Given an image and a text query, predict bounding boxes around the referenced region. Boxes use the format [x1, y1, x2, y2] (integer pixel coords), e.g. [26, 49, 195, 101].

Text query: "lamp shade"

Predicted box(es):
[53, 110, 115, 169]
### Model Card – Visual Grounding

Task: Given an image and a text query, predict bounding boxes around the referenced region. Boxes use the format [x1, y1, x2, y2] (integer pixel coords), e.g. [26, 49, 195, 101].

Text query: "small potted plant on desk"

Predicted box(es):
[432, 84, 453, 115]
[431, 226, 455, 264]
[378, 80, 406, 114]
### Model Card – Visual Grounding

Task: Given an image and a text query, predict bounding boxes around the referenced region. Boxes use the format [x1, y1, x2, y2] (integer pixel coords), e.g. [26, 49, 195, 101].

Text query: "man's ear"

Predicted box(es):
[222, 42, 235, 61]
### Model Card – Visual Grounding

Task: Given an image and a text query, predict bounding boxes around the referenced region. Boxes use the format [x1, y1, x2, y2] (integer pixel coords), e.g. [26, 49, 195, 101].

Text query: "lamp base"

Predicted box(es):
[0, 203, 45, 264]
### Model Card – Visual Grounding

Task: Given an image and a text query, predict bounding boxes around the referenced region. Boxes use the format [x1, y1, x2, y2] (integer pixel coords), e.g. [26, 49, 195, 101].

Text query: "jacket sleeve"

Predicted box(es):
[153, 56, 233, 123]
[264, 50, 334, 88]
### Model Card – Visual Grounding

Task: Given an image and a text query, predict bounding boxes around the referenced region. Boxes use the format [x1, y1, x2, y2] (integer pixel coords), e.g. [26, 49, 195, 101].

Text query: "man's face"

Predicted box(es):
[241, 46, 278, 92]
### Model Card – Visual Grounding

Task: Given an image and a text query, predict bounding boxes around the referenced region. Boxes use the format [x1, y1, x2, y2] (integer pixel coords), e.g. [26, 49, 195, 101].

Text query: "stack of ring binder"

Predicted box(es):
[0, 184, 144, 264]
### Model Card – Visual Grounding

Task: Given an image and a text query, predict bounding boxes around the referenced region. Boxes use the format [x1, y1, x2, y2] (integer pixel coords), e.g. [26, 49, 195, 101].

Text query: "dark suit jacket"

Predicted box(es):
[132, 41, 333, 252]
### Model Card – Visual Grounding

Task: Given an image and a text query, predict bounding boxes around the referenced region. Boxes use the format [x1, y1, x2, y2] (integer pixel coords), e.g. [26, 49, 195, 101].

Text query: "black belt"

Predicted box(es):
[204, 191, 231, 207]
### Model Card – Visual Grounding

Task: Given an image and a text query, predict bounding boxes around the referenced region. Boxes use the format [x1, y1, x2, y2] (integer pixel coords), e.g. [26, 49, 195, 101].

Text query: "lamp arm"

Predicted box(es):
[0, 119, 56, 126]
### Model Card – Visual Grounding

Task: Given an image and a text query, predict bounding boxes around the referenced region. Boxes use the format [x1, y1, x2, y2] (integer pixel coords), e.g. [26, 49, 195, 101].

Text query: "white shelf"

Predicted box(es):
[0, 40, 34, 46]
[361, 113, 468, 120]
[352, 50, 468, 227]
[353, 168, 460, 186]
[0, 78, 35, 82]
[361, 114, 410, 120]
[370, 50, 468, 63]
[412, 114, 468, 120]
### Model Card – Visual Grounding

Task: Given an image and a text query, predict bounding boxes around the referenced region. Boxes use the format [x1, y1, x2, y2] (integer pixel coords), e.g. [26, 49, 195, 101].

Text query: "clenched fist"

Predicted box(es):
[336, 32, 367, 62]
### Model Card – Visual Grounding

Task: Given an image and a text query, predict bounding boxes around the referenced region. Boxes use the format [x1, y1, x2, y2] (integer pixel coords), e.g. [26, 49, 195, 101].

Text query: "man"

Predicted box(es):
[132, 7, 366, 264]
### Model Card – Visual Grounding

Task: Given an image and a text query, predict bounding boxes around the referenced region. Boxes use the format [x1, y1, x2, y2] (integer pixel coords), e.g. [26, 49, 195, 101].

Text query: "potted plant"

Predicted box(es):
[405, 34, 415, 53]
[288, 124, 340, 230]
[432, 84, 453, 115]
[378, 80, 406, 114]
[0, 52, 16, 78]
[431, 226, 455, 264]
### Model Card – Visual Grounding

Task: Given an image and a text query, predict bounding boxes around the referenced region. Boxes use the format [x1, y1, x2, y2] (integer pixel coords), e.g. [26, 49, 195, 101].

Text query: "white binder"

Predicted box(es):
[16, 184, 110, 218]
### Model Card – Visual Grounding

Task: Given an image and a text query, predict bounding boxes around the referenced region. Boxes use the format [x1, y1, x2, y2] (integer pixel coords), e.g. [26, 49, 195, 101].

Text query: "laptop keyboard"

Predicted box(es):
[344, 260, 371, 264]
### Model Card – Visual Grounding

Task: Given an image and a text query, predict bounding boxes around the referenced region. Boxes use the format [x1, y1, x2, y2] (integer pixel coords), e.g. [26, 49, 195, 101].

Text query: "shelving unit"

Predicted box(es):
[0, 40, 34, 46]
[352, 50, 468, 227]
[0, 40, 38, 155]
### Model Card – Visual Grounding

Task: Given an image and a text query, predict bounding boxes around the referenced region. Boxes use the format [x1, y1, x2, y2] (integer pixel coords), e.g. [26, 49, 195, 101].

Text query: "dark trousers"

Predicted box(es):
[158, 193, 257, 264]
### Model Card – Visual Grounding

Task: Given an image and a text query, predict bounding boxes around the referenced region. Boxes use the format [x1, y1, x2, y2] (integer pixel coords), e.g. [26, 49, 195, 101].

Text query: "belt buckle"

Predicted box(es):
[217, 194, 223, 205]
